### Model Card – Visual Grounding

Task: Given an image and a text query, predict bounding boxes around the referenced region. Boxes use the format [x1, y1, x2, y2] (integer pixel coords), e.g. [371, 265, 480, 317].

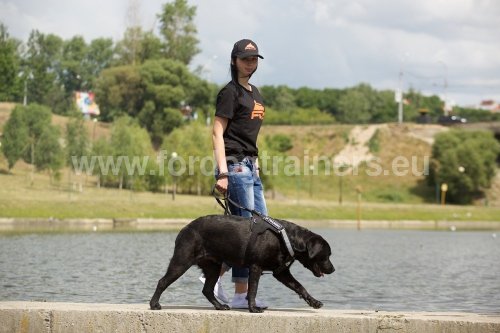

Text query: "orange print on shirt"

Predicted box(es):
[251, 101, 265, 120]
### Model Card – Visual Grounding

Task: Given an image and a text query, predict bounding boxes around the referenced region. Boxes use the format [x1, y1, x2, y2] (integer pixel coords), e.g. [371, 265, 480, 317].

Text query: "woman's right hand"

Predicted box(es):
[216, 177, 228, 193]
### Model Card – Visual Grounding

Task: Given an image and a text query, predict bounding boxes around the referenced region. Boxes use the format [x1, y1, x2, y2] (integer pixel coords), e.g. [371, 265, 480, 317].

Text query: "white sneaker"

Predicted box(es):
[199, 275, 230, 304]
[230, 292, 268, 309]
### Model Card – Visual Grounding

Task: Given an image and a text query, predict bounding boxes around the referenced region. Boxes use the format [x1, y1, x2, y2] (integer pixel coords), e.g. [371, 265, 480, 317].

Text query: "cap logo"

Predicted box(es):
[245, 43, 257, 51]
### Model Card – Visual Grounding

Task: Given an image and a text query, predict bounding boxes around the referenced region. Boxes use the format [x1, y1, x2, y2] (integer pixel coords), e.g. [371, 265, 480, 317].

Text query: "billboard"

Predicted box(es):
[75, 91, 100, 116]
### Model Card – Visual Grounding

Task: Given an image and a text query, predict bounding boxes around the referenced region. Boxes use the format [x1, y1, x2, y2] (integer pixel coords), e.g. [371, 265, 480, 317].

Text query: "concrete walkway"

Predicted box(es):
[1, 302, 499, 333]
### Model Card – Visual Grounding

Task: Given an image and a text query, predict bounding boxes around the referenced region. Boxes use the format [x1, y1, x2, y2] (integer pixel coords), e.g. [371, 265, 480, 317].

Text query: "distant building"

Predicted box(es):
[478, 100, 500, 113]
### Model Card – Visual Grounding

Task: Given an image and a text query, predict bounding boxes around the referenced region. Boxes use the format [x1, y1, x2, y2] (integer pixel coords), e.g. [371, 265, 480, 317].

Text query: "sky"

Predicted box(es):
[1, 0, 500, 108]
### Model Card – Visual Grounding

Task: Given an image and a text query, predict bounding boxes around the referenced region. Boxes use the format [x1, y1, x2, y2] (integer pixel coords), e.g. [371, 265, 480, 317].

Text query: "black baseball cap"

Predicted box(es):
[231, 39, 264, 59]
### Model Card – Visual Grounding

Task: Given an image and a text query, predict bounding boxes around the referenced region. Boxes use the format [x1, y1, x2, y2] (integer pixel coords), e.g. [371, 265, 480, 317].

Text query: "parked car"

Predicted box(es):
[438, 115, 467, 125]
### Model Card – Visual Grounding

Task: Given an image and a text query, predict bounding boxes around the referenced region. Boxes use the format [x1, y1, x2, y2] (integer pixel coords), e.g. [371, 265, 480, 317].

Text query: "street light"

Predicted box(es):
[21, 72, 34, 106]
[437, 60, 451, 116]
[92, 118, 98, 142]
[171, 152, 178, 201]
[396, 52, 409, 125]
[440, 183, 448, 205]
[338, 164, 348, 205]
[309, 165, 314, 198]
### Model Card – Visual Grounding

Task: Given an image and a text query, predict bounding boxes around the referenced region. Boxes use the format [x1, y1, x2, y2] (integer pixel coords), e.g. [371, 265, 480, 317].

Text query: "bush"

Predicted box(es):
[264, 134, 293, 153]
[428, 130, 500, 204]
[264, 107, 335, 125]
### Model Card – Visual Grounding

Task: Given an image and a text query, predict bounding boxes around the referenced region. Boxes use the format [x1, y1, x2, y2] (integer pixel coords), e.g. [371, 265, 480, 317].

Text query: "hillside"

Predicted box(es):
[1, 102, 499, 208]
[0, 102, 111, 142]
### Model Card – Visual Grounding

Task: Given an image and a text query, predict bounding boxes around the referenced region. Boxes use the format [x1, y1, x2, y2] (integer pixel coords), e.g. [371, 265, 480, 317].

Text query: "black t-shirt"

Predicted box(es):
[215, 81, 265, 162]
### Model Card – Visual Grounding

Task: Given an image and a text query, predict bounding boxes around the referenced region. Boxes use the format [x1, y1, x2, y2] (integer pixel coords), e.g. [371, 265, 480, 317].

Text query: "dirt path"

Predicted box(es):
[333, 124, 387, 167]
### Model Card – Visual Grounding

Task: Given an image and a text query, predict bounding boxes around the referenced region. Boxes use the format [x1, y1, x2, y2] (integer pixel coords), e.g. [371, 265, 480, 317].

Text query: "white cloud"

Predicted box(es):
[1, 0, 499, 105]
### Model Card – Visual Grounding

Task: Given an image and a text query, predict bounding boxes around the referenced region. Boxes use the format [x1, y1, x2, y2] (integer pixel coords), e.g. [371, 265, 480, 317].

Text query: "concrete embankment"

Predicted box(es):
[0, 217, 499, 232]
[0, 302, 498, 333]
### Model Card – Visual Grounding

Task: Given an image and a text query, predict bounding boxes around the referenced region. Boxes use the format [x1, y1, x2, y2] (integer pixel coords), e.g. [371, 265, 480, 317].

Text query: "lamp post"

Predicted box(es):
[338, 164, 348, 205]
[440, 183, 448, 206]
[438, 60, 450, 116]
[92, 118, 97, 142]
[396, 72, 404, 124]
[396, 53, 409, 125]
[21, 72, 34, 106]
[309, 165, 314, 198]
[171, 152, 178, 201]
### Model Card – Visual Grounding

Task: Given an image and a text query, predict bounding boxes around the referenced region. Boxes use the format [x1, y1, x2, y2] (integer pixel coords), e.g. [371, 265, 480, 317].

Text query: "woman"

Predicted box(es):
[203, 39, 268, 309]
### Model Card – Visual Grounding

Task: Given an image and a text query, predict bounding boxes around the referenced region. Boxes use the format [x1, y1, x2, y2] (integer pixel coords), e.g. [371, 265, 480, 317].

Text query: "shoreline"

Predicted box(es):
[1, 217, 499, 233]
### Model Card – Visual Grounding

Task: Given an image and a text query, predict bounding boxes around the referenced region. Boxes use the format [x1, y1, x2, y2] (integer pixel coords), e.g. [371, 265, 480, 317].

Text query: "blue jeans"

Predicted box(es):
[218, 157, 267, 283]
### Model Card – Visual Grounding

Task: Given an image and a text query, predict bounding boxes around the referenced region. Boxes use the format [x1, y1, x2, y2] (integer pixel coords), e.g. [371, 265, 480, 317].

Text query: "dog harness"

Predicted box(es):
[212, 185, 296, 273]
[249, 215, 296, 275]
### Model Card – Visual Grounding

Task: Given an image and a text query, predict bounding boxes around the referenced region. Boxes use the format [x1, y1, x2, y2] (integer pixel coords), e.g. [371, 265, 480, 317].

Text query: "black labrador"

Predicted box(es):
[149, 214, 335, 313]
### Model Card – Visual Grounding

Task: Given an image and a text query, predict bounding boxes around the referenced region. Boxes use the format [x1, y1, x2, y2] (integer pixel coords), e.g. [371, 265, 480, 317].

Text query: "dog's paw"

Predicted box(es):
[306, 297, 323, 309]
[150, 302, 162, 310]
[311, 299, 323, 309]
[215, 304, 230, 310]
[249, 306, 264, 313]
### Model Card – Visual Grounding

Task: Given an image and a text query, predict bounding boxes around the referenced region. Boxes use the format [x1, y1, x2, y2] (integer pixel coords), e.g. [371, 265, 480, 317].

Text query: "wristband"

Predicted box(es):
[217, 172, 229, 180]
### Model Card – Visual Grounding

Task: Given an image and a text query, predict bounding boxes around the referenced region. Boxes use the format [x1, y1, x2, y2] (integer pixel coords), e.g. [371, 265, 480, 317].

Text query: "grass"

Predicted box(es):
[1, 105, 499, 222]
[260, 124, 436, 204]
[0, 163, 499, 222]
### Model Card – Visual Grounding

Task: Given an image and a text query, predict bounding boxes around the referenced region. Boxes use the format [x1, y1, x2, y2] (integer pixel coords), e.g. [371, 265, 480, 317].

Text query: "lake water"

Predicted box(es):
[0, 229, 499, 313]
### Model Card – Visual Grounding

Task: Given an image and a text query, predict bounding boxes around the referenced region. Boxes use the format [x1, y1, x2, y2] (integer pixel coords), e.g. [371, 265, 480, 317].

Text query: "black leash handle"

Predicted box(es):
[211, 184, 261, 217]
[211, 184, 230, 215]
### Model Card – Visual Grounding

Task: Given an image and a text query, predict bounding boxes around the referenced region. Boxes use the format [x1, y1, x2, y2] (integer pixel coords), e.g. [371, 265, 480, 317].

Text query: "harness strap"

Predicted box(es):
[212, 185, 296, 261]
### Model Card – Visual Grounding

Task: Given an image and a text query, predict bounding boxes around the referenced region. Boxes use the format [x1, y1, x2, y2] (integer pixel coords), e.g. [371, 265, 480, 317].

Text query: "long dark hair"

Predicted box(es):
[230, 56, 257, 96]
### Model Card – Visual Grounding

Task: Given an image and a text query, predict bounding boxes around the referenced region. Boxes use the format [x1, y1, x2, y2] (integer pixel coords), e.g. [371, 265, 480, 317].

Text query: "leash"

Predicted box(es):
[211, 184, 296, 269]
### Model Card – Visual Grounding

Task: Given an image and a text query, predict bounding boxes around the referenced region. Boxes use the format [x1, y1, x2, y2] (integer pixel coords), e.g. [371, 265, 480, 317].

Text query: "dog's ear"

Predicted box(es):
[307, 237, 323, 259]
[294, 238, 306, 253]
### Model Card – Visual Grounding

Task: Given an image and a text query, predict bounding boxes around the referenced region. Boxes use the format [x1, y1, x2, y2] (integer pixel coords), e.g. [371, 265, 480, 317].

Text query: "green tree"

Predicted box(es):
[109, 116, 153, 190]
[162, 122, 213, 195]
[94, 65, 144, 121]
[85, 37, 114, 89]
[95, 58, 211, 146]
[90, 137, 112, 188]
[139, 104, 183, 148]
[23, 31, 63, 105]
[264, 106, 335, 125]
[1, 106, 28, 170]
[336, 84, 377, 124]
[60, 36, 87, 92]
[370, 90, 398, 123]
[65, 113, 89, 191]
[115, 27, 163, 66]
[65, 113, 89, 169]
[259, 134, 295, 198]
[0, 23, 21, 101]
[158, 0, 200, 64]
[2, 104, 63, 182]
[318, 88, 342, 116]
[21, 104, 63, 178]
[274, 85, 296, 111]
[429, 130, 500, 204]
[138, 58, 210, 146]
[405, 89, 444, 122]
[34, 124, 64, 181]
